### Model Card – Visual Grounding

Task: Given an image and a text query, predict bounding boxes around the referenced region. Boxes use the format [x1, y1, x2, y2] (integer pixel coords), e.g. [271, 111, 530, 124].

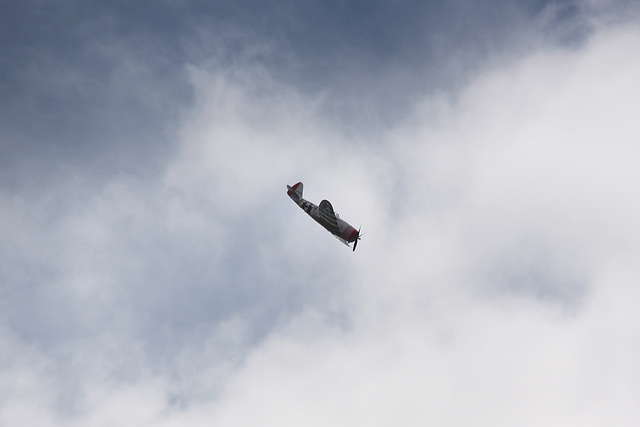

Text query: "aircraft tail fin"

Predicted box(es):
[287, 182, 303, 202]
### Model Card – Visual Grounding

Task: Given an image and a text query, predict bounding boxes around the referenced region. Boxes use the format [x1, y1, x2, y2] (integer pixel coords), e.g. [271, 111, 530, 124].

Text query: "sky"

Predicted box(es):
[2, 0, 640, 425]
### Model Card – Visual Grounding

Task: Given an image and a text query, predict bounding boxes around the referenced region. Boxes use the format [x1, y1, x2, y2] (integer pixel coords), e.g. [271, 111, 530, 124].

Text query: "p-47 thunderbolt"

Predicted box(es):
[287, 182, 361, 251]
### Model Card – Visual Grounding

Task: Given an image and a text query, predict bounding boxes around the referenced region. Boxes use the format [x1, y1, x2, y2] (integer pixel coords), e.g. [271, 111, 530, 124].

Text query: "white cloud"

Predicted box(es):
[184, 22, 640, 426]
[3, 9, 640, 427]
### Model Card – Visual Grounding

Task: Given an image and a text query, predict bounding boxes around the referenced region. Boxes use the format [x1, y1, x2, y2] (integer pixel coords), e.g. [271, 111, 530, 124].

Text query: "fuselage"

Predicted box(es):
[294, 197, 359, 244]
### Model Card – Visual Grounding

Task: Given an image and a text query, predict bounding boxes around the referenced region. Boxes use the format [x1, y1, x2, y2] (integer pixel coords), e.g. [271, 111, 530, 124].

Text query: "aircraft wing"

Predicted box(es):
[318, 200, 340, 233]
[334, 235, 351, 247]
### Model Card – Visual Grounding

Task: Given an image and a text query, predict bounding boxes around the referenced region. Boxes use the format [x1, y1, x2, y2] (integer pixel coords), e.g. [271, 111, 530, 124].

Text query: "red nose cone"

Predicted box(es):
[346, 227, 359, 242]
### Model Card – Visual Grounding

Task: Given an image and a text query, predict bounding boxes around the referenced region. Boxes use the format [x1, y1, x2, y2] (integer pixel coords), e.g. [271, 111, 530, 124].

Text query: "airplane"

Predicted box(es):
[287, 182, 362, 251]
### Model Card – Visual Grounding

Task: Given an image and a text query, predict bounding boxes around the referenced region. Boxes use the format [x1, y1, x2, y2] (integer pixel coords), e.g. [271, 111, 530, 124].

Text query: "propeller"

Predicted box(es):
[352, 227, 361, 252]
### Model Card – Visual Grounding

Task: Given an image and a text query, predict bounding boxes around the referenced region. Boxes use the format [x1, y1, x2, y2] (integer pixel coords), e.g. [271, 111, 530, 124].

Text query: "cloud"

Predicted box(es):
[2, 1, 640, 426]
[182, 19, 640, 426]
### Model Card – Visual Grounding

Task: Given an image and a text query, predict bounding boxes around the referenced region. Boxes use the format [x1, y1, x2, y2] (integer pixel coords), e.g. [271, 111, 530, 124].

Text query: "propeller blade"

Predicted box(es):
[352, 226, 361, 252]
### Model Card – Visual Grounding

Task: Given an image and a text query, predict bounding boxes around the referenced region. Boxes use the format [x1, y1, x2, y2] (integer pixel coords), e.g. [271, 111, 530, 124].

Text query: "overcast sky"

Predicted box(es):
[2, 0, 640, 425]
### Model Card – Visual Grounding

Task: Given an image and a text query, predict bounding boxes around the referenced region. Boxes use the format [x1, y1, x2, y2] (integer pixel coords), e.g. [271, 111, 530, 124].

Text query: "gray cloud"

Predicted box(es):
[2, 0, 640, 425]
